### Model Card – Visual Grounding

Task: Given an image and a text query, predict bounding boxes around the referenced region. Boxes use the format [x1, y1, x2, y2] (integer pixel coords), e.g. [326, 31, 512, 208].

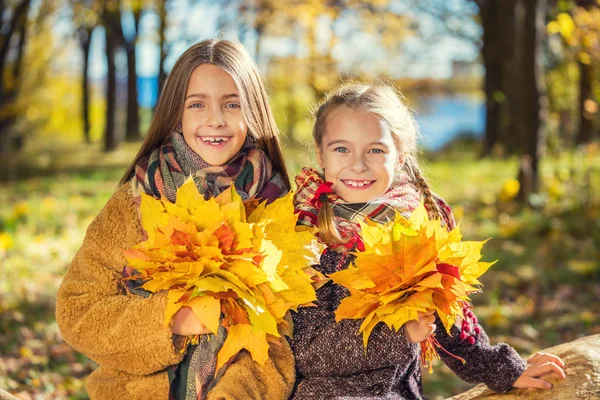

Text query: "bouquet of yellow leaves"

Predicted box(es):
[123, 178, 325, 372]
[328, 202, 495, 372]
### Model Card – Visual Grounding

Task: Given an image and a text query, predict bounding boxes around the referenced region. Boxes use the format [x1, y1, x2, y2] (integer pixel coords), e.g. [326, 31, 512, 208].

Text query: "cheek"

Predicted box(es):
[234, 116, 248, 138]
[380, 155, 397, 181]
[180, 111, 196, 133]
[320, 154, 336, 180]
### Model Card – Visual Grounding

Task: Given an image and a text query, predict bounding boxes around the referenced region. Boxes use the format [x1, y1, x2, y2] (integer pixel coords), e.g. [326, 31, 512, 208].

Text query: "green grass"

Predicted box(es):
[0, 141, 599, 399]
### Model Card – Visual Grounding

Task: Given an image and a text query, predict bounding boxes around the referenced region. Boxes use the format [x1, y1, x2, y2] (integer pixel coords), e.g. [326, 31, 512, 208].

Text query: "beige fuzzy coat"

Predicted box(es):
[56, 183, 295, 399]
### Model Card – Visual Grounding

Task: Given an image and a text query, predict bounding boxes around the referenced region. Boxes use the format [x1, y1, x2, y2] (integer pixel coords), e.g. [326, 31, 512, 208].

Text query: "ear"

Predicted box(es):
[397, 152, 406, 169]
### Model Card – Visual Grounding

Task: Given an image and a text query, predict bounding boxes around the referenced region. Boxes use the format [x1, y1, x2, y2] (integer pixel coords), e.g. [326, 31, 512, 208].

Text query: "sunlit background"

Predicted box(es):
[0, 0, 598, 399]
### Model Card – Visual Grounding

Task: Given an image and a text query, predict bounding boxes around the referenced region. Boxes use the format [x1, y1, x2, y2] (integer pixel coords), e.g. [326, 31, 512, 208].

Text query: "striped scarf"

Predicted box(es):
[125, 131, 288, 400]
[132, 131, 287, 203]
[293, 167, 455, 253]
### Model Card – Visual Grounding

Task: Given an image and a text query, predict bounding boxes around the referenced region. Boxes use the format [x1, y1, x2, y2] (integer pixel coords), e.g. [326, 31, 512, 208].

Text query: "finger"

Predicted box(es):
[513, 376, 552, 390]
[527, 352, 544, 364]
[534, 353, 566, 369]
[524, 362, 566, 380]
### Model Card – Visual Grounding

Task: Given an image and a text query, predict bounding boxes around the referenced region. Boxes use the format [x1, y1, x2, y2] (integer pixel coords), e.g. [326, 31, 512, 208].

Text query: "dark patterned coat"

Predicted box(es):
[289, 250, 526, 400]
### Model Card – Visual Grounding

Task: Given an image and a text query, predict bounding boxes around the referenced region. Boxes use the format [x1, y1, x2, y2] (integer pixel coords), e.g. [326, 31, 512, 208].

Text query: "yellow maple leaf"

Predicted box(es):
[329, 202, 493, 369]
[216, 324, 269, 372]
[124, 177, 326, 373]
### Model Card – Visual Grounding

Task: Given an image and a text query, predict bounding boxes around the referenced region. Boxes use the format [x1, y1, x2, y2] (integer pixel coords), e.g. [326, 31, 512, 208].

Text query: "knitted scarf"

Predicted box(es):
[132, 131, 287, 203]
[293, 167, 455, 253]
[124, 132, 288, 400]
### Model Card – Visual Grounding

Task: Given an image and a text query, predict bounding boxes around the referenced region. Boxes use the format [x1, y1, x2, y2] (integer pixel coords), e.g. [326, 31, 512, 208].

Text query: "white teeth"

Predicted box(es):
[344, 180, 371, 187]
[201, 136, 230, 144]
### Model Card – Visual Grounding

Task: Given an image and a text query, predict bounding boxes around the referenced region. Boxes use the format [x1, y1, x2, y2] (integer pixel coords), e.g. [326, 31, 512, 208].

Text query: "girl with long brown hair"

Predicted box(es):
[291, 83, 565, 399]
[56, 39, 294, 399]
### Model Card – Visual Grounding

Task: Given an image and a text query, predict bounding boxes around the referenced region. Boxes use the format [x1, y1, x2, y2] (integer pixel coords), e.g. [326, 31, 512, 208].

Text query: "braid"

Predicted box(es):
[317, 198, 349, 246]
[403, 159, 443, 222]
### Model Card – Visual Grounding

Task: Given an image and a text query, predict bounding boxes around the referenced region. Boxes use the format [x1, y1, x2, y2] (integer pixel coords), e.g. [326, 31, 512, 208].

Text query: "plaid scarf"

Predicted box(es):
[124, 132, 288, 400]
[293, 167, 455, 253]
[132, 131, 287, 203]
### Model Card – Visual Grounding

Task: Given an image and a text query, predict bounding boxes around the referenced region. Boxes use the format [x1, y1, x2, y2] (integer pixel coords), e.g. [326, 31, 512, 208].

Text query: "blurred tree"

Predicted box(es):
[102, 0, 120, 151]
[515, 0, 548, 200]
[548, 0, 599, 145]
[122, 0, 144, 142]
[240, 0, 412, 145]
[477, 0, 548, 200]
[423, 0, 548, 199]
[72, 0, 101, 144]
[475, 0, 518, 157]
[0, 0, 32, 153]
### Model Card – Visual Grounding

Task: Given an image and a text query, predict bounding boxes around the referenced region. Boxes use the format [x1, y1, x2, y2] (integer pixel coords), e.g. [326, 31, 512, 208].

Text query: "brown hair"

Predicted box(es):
[312, 83, 442, 244]
[119, 39, 290, 189]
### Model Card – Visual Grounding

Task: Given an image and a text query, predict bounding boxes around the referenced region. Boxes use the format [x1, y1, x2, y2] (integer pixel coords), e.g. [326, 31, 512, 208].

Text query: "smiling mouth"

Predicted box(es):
[199, 136, 231, 146]
[341, 179, 375, 188]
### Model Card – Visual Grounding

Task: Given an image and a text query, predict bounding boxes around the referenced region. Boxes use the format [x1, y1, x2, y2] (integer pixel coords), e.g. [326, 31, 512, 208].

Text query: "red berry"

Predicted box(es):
[462, 325, 471, 333]
[459, 332, 468, 340]
[466, 311, 474, 318]
[472, 316, 478, 324]
[474, 326, 482, 334]
[467, 336, 476, 345]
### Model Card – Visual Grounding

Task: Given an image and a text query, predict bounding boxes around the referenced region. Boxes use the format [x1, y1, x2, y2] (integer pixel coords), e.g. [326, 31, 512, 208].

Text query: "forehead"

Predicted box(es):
[324, 107, 392, 143]
[186, 64, 239, 94]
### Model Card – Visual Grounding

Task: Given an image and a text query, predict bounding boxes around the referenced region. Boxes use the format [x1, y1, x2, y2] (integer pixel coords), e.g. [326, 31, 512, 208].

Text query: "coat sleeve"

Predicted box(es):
[206, 338, 296, 400]
[289, 281, 419, 378]
[434, 312, 526, 393]
[55, 184, 184, 375]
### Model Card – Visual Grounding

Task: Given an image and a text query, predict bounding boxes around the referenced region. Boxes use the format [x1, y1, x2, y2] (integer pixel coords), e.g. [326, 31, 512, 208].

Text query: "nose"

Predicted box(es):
[349, 153, 368, 173]
[206, 107, 225, 128]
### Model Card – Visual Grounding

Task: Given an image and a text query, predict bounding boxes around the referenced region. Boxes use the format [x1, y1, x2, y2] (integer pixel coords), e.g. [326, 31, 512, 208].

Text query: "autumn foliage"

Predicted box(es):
[123, 178, 325, 372]
[329, 202, 495, 370]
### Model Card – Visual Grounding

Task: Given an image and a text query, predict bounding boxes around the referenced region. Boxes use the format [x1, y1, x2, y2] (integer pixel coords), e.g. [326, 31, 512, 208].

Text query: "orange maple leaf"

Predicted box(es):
[329, 202, 495, 371]
[124, 178, 326, 372]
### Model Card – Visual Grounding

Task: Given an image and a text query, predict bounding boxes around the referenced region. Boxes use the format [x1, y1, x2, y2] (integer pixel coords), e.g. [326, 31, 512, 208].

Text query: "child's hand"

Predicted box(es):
[404, 311, 436, 343]
[171, 306, 212, 336]
[513, 352, 566, 390]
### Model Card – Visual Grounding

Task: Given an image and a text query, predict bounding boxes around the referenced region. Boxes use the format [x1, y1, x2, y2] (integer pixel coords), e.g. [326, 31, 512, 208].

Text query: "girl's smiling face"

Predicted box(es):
[317, 106, 403, 203]
[181, 64, 248, 165]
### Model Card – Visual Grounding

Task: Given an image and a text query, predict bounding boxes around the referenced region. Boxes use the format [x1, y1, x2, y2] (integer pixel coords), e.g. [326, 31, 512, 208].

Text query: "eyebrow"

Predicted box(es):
[326, 139, 348, 147]
[184, 93, 239, 101]
[326, 139, 390, 147]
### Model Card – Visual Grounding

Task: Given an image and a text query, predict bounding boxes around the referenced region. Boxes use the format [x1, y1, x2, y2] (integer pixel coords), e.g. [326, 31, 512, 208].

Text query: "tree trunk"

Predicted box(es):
[503, 0, 521, 156]
[575, 60, 594, 145]
[476, 0, 516, 157]
[80, 27, 92, 144]
[104, 25, 118, 152]
[517, 0, 547, 200]
[477, 0, 502, 157]
[0, 0, 31, 95]
[11, 12, 27, 150]
[0, 0, 30, 154]
[125, 44, 140, 141]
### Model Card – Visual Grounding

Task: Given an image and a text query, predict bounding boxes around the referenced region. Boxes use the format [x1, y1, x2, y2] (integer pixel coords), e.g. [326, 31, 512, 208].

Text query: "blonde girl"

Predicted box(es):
[291, 83, 566, 399]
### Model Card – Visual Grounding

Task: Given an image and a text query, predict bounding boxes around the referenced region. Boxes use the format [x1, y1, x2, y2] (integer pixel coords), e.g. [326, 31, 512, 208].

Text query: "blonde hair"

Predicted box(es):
[120, 39, 290, 189]
[313, 83, 442, 244]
